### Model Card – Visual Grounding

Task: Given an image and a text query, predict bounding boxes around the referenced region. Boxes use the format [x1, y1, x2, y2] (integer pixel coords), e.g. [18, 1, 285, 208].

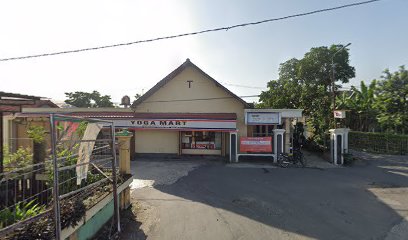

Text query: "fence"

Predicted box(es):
[0, 114, 122, 239]
[349, 131, 408, 155]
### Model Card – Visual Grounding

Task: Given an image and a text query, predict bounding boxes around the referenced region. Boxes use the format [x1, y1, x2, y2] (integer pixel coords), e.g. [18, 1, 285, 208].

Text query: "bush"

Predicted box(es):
[349, 131, 408, 155]
[343, 152, 354, 166]
[0, 200, 45, 228]
[3, 146, 33, 170]
[27, 125, 46, 144]
[304, 138, 327, 153]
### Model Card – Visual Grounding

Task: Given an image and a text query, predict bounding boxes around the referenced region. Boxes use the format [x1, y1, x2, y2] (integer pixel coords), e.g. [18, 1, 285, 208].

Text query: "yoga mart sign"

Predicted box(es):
[109, 119, 236, 130]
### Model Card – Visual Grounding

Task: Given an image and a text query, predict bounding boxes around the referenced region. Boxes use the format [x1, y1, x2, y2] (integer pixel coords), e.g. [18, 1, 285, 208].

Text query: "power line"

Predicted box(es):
[222, 82, 265, 89]
[0, 0, 381, 62]
[142, 95, 259, 104]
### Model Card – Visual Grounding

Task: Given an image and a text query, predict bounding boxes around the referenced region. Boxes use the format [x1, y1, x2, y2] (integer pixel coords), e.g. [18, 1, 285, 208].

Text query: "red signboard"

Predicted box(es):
[240, 137, 272, 152]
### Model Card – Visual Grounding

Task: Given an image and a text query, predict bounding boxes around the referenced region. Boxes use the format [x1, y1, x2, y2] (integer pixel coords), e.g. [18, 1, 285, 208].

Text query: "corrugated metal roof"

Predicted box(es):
[0, 91, 42, 100]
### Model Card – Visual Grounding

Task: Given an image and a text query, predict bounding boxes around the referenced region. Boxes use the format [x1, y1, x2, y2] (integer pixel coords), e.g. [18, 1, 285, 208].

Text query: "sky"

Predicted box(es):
[1, 0, 407, 105]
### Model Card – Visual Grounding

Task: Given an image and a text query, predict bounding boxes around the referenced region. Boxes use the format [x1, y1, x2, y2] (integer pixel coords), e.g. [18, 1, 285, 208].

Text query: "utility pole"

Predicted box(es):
[331, 43, 351, 128]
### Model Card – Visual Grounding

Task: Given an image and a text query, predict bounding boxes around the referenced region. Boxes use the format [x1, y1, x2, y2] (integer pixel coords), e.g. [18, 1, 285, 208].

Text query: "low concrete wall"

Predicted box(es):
[62, 176, 133, 240]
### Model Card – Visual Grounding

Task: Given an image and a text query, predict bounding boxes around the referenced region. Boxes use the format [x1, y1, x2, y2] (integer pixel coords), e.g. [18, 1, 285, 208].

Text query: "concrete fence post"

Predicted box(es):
[273, 129, 285, 162]
[116, 132, 133, 210]
[329, 128, 350, 165]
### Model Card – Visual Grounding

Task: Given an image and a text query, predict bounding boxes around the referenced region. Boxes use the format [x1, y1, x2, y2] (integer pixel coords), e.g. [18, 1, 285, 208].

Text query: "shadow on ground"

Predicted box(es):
[146, 151, 408, 239]
[118, 206, 147, 240]
[91, 207, 147, 240]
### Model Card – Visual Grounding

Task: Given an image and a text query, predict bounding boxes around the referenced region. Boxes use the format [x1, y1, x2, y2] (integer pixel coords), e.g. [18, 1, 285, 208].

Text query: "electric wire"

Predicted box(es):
[141, 95, 260, 104]
[0, 0, 381, 62]
[221, 82, 265, 89]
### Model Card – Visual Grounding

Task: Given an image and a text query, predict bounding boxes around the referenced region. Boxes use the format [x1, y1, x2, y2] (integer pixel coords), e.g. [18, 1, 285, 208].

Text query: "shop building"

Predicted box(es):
[13, 59, 302, 161]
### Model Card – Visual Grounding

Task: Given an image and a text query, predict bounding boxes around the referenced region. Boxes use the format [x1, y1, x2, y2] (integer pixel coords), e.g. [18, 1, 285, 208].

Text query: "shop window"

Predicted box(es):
[253, 125, 274, 137]
[181, 131, 221, 150]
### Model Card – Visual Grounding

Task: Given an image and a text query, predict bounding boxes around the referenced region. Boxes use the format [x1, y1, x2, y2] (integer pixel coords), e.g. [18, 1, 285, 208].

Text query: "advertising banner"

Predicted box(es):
[240, 137, 272, 152]
[76, 123, 103, 185]
[245, 112, 281, 125]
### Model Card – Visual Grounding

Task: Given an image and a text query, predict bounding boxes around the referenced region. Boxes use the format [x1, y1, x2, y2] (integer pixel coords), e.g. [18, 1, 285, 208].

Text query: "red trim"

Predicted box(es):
[122, 128, 236, 132]
[16, 112, 237, 120]
[123, 119, 236, 122]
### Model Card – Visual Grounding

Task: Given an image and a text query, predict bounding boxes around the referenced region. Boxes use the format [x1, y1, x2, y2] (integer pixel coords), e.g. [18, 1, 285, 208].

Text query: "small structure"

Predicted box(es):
[329, 128, 350, 165]
[233, 109, 303, 162]
[0, 91, 42, 172]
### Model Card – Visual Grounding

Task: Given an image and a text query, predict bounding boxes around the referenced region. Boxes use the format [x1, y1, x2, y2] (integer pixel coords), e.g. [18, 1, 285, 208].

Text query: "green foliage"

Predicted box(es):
[3, 146, 33, 170]
[259, 44, 355, 144]
[46, 143, 80, 194]
[64, 91, 91, 107]
[293, 122, 306, 148]
[336, 66, 407, 134]
[258, 58, 302, 109]
[60, 197, 86, 229]
[4, 198, 85, 239]
[336, 81, 378, 132]
[342, 152, 354, 166]
[349, 131, 408, 155]
[374, 66, 408, 134]
[27, 125, 46, 144]
[0, 200, 45, 228]
[77, 121, 88, 138]
[64, 90, 114, 108]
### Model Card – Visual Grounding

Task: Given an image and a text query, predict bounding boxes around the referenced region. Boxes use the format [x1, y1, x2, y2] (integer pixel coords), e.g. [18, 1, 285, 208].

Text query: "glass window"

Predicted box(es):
[181, 131, 221, 150]
[253, 125, 274, 137]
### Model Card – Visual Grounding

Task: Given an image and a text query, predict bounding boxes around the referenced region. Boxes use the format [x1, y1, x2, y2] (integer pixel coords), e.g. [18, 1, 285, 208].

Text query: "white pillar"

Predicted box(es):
[273, 129, 285, 163]
[284, 118, 291, 154]
[229, 132, 238, 163]
[329, 128, 350, 165]
[329, 129, 337, 164]
[343, 128, 350, 154]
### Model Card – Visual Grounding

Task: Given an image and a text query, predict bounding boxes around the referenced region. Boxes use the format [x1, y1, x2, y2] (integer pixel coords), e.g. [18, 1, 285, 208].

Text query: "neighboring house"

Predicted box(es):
[17, 59, 302, 161]
[0, 92, 45, 172]
[4, 99, 59, 152]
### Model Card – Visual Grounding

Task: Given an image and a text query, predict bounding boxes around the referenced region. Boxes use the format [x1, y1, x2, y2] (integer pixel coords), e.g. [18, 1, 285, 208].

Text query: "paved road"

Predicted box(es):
[123, 154, 408, 240]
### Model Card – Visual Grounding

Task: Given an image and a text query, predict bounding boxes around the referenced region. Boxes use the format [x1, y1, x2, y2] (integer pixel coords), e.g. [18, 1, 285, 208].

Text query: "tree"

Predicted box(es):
[336, 81, 378, 132]
[64, 92, 92, 107]
[374, 66, 408, 134]
[65, 91, 114, 108]
[259, 45, 355, 144]
[90, 91, 114, 107]
[258, 58, 301, 109]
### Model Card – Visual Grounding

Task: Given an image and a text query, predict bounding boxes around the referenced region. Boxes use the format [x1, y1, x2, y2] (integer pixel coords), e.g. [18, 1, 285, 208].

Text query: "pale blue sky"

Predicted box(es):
[0, 0, 407, 103]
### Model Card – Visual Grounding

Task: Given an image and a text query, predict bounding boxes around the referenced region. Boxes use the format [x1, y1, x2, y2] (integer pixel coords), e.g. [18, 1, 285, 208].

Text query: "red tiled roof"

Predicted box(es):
[16, 112, 237, 120]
